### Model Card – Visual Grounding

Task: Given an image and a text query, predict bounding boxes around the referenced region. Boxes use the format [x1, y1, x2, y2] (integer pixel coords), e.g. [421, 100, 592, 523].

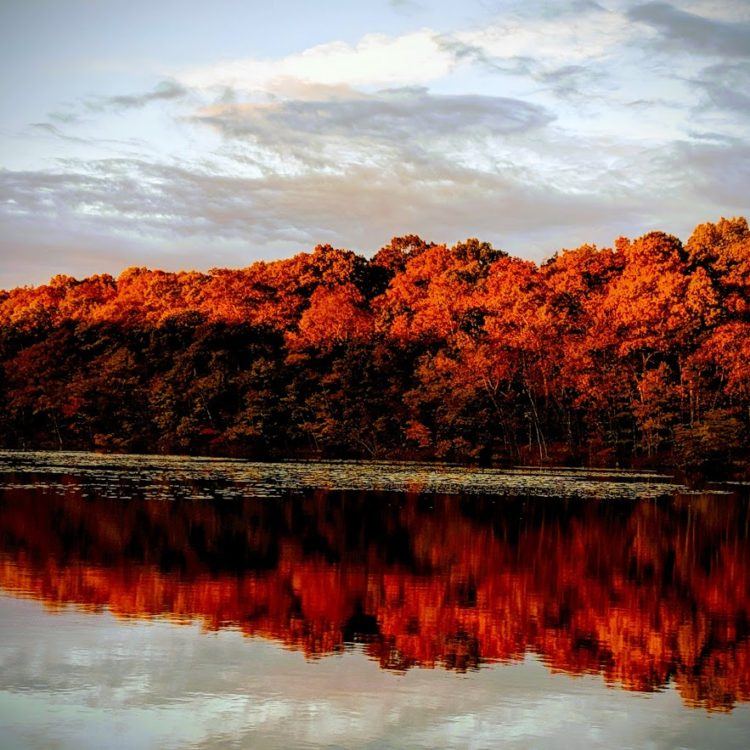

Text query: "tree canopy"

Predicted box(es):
[1, 217, 748, 475]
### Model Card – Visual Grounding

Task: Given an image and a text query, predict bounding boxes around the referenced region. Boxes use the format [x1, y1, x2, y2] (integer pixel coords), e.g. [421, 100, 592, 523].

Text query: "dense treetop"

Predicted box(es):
[1, 217, 748, 474]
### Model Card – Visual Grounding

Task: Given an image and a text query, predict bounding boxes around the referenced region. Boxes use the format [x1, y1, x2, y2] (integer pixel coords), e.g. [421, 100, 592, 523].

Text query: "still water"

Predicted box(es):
[0, 451, 749, 749]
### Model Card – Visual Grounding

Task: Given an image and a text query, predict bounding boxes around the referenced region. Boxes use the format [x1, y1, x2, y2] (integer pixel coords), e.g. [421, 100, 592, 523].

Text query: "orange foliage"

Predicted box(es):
[0, 218, 749, 470]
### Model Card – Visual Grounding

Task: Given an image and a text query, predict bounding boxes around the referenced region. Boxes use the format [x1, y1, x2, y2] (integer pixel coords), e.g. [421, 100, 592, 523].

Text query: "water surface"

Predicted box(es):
[0, 451, 748, 749]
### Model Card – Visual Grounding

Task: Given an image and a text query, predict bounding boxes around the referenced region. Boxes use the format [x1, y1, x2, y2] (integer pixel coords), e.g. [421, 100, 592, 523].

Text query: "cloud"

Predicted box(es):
[693, 61, 750, 116]
[659, 134, 750, 209]
[627, 2, 750, 57]
[0, 131, 682, 290]
[455, 3, 627, 65]
[85, 79, 188, 112]
[191, 89, 555, 150]
[28, 122, 91, 145]
[170, 4, 749, 118]
[0, 145, 740, 286]
[25, 122, 148, 152]
[184, 86, 559, 197]
[1, 156, 614, 244]
[177, 6, 625, 97]
[388, 0, 423, 14]
[180, 31, 455, 91]
[48, 111, 82, 125]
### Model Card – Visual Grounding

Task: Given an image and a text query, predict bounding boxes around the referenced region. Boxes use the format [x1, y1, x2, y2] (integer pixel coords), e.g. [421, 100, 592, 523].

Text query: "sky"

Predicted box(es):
[0, 0, 749, 288]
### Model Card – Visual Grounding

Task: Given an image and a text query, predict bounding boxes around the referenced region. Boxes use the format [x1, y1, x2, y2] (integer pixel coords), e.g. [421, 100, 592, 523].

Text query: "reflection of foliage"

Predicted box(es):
[0, 218, 749, 473]
[0, 484, 749, 711]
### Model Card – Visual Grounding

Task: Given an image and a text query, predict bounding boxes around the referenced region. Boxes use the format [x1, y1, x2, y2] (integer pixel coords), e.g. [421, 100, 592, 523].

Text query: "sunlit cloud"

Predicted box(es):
[180, 30, 456, 91]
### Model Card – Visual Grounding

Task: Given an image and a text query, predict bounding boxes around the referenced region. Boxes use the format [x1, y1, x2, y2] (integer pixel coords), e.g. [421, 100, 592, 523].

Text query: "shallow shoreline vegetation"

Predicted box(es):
[0, 218, 748, 477]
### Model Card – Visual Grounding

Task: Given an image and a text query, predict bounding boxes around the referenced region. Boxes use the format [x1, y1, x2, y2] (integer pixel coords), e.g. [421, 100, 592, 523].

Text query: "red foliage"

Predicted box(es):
[0, 218, 748, 470]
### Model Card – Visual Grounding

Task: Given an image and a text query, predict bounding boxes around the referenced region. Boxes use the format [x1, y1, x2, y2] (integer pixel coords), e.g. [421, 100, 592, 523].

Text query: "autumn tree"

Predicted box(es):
[0, 217, 747, 474]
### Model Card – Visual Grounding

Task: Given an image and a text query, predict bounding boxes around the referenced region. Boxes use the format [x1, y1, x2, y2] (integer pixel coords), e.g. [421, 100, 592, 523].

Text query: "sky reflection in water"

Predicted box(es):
[0, 451, 749, 749]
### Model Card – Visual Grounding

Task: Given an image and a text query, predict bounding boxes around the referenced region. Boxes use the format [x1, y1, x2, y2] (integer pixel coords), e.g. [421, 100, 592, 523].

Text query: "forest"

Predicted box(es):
[0, 216, 748, 476]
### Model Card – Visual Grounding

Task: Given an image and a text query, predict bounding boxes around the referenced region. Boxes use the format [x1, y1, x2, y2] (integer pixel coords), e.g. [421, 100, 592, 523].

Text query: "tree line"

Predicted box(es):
[0, 217, 748, 475]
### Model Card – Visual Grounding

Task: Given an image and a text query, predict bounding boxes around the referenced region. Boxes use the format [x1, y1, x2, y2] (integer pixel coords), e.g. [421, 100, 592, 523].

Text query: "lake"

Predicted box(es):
[0, 451, 749, 749]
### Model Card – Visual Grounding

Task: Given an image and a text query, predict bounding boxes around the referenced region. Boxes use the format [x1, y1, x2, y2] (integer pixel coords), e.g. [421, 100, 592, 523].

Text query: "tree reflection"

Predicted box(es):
[0, 483, 748, 711]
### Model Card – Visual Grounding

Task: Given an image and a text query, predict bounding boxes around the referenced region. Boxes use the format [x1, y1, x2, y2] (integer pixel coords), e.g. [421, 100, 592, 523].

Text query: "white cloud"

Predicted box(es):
[177, 5, 633, 96]
[455, 4, 630, 66]
[180, 30, 456, 92]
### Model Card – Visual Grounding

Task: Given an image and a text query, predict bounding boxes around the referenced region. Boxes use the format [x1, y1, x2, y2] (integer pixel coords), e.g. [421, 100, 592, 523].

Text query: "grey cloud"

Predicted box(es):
[192, 89, 555, 146]
[536, 63, 607, 98]
[435, 36, 510, 71]
[693, 61, 750, 116]
[0, 156, 609, 237]
[434, 35, 604, 101]
[539, 65, 587, 83]
[0, 146, 649, 289]
[187, 88, 557, 179]
[686, 130, 743, 144]
[1, 134, 741, 289]
[627, 2, 750, 57]
[85, 79, 188, 112]
[434, 37, 555, 84]
[48, 110, 82, 125]
[659, 135, 750, 209]
[388, 0, 423, 14]
[479, 0, 606, 21]
[29, 122, 91, 144]
[626, 97, 686, 109]
[25, 122, 149, 152]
